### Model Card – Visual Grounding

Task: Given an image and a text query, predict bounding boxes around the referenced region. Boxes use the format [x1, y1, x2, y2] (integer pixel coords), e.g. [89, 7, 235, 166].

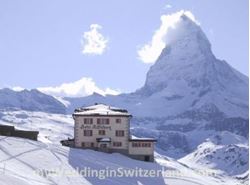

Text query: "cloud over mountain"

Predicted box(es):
[138, 10, 198, 63]
[38, 77, 120, 97]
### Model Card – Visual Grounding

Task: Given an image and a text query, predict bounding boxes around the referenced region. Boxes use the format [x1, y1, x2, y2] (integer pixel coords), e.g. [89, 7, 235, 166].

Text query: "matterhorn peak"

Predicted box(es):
[136, 11, 216, 95]
[138, 11, 212, 64]
[160, 11, 212, 58]
[136, 11, 248, 102]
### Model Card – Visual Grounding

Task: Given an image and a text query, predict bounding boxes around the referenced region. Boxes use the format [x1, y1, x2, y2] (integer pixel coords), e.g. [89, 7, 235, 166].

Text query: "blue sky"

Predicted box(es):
[0, 0, 248, 97]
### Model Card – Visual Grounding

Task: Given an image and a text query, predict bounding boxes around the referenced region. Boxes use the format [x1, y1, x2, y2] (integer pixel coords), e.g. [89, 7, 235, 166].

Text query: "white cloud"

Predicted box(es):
[164, 4, 172, 9]
[81, 24, 108, 55]
[37, 77, 120, 98]
[137, 10, 198, 64]
[12, 86, 25, 91]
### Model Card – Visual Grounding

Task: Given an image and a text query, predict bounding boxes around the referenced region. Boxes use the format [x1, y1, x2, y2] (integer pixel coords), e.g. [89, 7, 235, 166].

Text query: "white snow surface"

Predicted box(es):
[0, 111, 247, 185]
[73, 104, 131, 116]
[179, 139, 248, 176]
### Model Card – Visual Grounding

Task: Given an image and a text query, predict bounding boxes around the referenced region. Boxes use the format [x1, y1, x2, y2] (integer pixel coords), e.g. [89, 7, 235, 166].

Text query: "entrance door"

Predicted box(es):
[100, 143, 107, 148]
[98, 143, 109, 153]
[144, 155, 150, 162]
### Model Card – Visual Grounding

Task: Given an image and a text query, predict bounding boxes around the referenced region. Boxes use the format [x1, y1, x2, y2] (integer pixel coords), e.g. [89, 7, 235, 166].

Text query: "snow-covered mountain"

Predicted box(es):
[66, 14, 248, 118]
[179, 132, 248, 176]
[134, 14, 248, 118]
[0, 88, 66, 114]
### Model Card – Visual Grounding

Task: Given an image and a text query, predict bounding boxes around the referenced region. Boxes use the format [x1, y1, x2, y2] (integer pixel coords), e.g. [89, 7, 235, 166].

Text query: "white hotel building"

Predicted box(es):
[73, 104, 156, 162]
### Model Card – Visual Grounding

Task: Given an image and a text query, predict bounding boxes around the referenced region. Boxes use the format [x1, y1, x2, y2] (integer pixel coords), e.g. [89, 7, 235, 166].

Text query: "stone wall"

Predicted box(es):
[0, 124, 39, 141]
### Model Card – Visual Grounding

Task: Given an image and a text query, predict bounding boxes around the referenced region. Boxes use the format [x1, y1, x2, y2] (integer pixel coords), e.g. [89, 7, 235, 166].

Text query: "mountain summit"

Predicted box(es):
[141, 14, 213, 94]
[135, 13, 248, 118]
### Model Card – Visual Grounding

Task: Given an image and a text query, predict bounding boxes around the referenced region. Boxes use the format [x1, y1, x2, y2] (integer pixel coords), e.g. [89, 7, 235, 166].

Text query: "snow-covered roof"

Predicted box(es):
[130, 135, 157, 142]
[96, 137, 111, 142]
[73, 103, 131, 117]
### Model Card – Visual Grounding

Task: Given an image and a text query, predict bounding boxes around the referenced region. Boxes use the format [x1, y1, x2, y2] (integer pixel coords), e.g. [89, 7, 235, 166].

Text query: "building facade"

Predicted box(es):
[73, 104, 156, 162]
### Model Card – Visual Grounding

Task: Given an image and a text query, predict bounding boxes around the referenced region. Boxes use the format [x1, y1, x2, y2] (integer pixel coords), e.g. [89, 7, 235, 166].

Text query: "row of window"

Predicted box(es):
[132, 142, 152, 147]
[83, 118, 121, 124]
[81, 142, 151, 148]
[113, 142, 122, 147]
[81, 142, 122, 147]
[81, 142, 94, 147]
[83, 130, 125, 137]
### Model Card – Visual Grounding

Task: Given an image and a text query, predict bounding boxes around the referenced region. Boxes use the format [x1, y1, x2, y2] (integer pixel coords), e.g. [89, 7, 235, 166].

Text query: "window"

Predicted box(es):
[97, 118, 110, 125]
[84, 118, 93, 124]
[144, 156, 150, 162]
[132, 142, 140, 147]
[132, 142, 151, 147]
[113, 142, 122, 147]
[142, 143, 151, 147]
[116, 118, 121, 123]
[99, 130, 105, 135]
[83, 130, 93, 136]
[115, 130, 125, 137]
[82, 142, 94, 147]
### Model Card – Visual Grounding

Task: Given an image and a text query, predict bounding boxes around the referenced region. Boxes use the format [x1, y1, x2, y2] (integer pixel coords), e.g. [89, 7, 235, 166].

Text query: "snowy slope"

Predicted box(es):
[0, 136, 165, 185]
[0, 110, 248, 185]
[0, 137, 236, 185]
[179, 133, 248, 176]
[0, 111, 73, 144]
